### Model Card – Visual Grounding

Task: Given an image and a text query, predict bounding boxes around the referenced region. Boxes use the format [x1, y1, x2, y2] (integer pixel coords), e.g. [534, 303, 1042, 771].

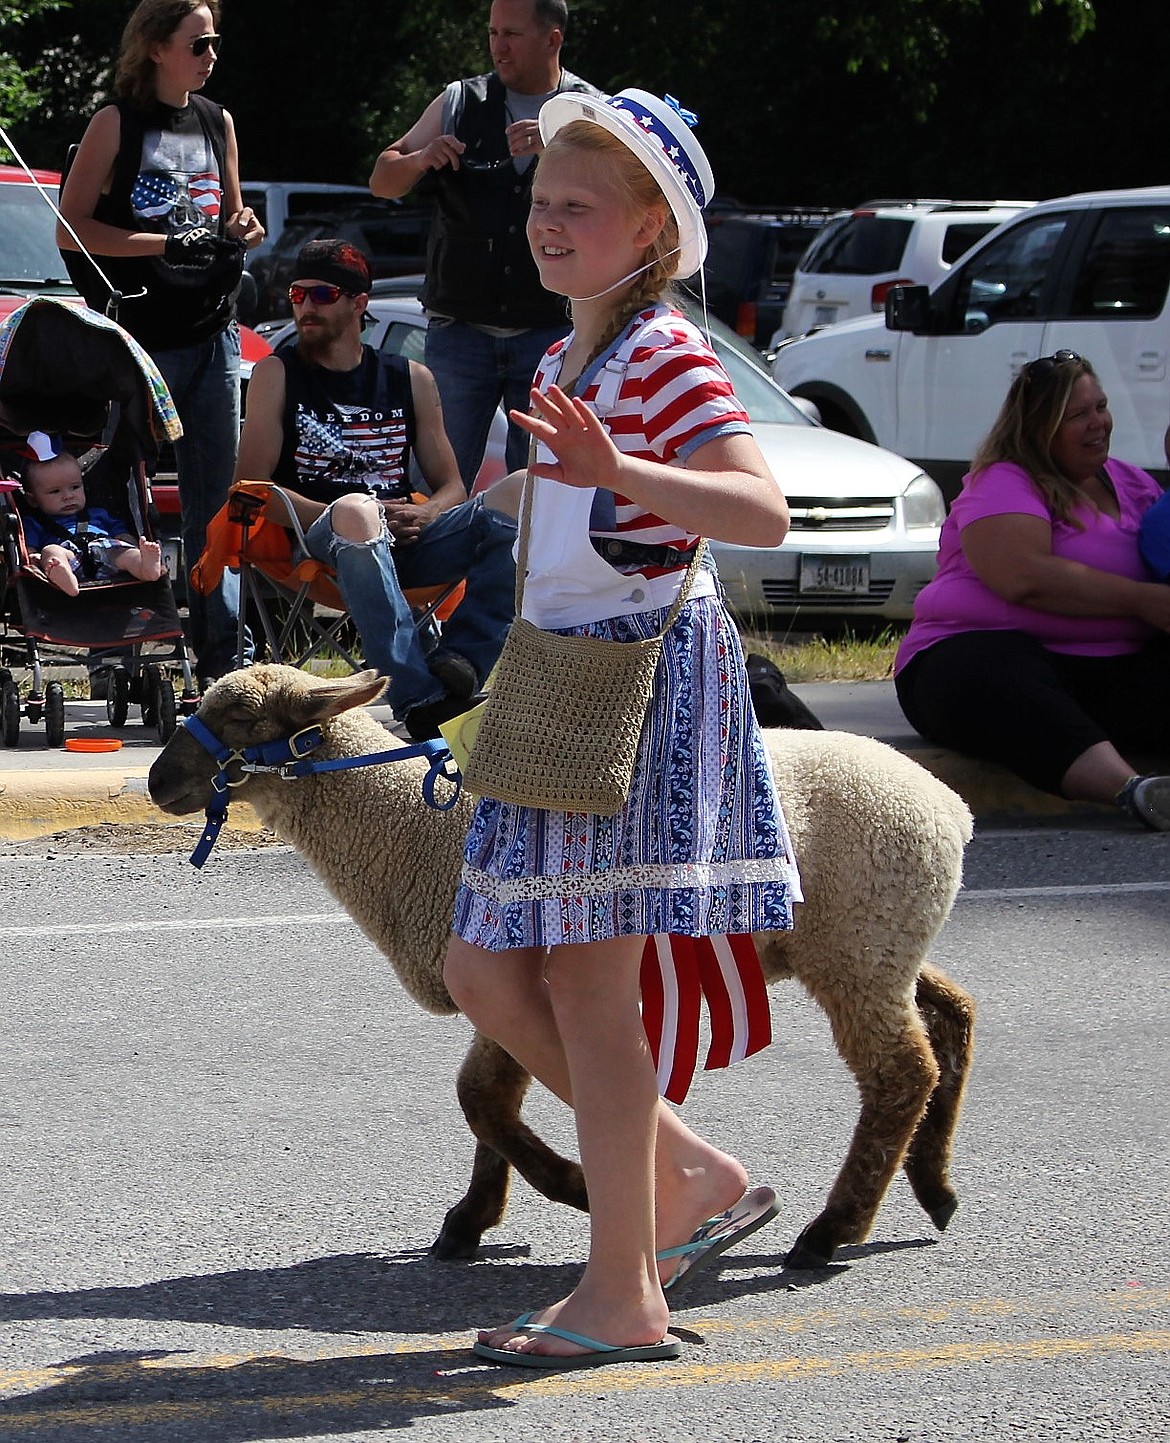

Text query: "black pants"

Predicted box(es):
[895, 630, 1170, 795]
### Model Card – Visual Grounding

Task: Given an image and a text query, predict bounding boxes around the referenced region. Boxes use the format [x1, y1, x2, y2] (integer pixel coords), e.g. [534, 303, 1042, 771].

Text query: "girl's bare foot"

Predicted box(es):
[43, 553, 79, 596]
[654, 1144, 749, 1285]
[477, 1280, 671, 1361]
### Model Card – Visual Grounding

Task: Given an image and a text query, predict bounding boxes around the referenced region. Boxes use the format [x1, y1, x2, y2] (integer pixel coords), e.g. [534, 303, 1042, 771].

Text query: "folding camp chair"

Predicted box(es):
[191, 480, 465, 675]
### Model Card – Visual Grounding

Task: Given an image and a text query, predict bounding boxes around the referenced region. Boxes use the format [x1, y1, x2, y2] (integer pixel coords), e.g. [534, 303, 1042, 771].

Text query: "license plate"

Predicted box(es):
[799, 554, 871, 595]
[813, 304, 839, 327]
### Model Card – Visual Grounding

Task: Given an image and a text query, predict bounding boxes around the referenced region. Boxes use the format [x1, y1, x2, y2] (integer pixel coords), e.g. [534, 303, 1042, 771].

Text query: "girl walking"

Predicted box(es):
[443, 89, 800, 1370]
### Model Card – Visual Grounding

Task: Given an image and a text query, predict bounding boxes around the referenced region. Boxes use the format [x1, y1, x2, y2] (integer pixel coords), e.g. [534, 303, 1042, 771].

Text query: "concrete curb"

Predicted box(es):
[0, 768, 263, 842]
[0, 744, 1105, 843]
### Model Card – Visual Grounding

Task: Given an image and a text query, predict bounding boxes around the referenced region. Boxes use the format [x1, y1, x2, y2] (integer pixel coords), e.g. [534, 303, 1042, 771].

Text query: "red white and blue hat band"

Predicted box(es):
[609, 94, 709, 209]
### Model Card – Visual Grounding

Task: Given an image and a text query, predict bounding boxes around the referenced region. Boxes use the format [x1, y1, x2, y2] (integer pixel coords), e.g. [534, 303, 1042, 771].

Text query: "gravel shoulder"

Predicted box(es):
[0, 822, 287, 856]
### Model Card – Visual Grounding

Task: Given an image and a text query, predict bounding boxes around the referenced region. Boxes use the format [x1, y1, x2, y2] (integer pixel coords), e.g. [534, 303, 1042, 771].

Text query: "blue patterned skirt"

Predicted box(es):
[452, 593, 801, 951]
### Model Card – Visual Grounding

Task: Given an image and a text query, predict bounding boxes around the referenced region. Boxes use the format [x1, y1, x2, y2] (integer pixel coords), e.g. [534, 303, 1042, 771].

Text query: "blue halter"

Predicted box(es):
[182, 712, 461, 869]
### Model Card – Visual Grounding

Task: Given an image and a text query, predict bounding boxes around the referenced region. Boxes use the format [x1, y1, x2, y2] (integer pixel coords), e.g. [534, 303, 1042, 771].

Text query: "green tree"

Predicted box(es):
[6, 0, 1150, 210]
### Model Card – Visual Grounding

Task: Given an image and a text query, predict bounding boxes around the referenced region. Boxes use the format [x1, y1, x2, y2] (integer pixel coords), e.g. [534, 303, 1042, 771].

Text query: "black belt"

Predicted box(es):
[592, 537, 697, 568]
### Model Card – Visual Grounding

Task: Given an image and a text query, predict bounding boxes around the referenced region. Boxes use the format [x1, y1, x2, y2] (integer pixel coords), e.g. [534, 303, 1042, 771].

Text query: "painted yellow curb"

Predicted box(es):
[0, 768, 263, 841]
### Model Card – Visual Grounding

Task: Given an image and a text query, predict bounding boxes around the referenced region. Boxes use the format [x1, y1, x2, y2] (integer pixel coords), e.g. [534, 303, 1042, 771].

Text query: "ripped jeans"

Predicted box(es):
[302, 495, 516, 717]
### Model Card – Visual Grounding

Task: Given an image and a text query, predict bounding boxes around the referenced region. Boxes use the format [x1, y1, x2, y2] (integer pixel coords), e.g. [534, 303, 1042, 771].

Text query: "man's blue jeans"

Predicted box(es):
[152, 324, 252, 675]
[304, 495, 516, 717]
[424, 317, 570, 489]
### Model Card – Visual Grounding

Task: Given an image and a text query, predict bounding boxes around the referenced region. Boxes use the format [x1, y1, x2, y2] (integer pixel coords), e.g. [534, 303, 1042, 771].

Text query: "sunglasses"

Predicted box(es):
[1022, 349, 1084, 383]
[288, 283, 355, 306]
[189, 33, 221, 56]
[461, 155, 512, 172]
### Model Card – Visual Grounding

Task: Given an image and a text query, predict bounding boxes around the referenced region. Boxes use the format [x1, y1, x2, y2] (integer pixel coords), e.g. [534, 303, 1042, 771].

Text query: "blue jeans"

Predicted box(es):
[303, 495, 517, 716]
[152, 324, 252, 675]
[424, 317, 570, 489]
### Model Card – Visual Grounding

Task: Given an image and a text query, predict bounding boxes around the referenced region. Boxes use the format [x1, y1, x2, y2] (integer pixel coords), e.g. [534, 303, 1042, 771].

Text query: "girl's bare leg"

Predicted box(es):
[445, 935, 751, 1357]
[446, 937, 749, 1251]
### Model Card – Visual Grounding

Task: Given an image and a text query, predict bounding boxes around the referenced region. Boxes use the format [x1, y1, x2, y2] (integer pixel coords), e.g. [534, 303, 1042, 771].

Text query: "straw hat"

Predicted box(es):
[538, 89, 714, 278]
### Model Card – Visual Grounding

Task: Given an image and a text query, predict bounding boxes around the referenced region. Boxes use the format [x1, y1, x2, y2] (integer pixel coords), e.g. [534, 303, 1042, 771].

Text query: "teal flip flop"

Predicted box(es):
[473, 1312, 681, 1370]
[657, 1184, 780, 1301]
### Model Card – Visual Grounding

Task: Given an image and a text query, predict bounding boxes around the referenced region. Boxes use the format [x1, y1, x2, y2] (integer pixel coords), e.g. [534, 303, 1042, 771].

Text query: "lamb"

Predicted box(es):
[148, 664, 976, 1270]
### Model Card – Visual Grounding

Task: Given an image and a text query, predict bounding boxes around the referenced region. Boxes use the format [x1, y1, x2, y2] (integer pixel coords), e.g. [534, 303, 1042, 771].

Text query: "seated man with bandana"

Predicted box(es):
[235, 239, 517, 739]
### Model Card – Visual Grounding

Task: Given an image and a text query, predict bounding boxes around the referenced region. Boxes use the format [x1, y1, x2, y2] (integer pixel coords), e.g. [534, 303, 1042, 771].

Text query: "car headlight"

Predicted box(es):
[902, 473, 946, 529]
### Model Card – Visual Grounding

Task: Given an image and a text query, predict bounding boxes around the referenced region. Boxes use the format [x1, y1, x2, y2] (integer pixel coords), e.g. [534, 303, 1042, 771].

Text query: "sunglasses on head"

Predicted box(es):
[1022, 349, 1084, 384]
[288, 283, 354, 306]
[189, 33, 221, 56]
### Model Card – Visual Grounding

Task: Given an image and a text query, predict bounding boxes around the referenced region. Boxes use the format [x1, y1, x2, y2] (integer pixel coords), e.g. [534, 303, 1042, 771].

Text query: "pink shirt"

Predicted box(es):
[895, 457, 1163, 672]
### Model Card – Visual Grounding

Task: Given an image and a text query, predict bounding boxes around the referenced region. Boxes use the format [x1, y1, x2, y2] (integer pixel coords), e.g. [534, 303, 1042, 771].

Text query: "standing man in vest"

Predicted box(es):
[58, 0, 262, 689]
[369, 0, 599, 491]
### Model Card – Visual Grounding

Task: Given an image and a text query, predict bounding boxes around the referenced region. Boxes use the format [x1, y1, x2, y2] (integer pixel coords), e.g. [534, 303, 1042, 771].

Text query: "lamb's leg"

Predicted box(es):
[786, 978, 941, 1269]
[432, 1140, 513, 1260]
[432, 1031, 587, 1258]
[901, 964, 976, 1232]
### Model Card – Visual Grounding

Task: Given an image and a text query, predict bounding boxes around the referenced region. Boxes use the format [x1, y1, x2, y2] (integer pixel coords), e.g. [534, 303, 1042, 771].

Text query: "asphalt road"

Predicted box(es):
[0, 823, 1167, 1443]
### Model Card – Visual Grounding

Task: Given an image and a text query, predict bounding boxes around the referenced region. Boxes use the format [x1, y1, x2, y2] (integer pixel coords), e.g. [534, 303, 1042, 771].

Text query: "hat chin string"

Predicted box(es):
[566, 246, 682, 303]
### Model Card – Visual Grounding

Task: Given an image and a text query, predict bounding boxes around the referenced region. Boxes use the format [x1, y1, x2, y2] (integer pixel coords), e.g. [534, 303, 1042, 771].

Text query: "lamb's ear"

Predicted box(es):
[298, 669, 388, 722]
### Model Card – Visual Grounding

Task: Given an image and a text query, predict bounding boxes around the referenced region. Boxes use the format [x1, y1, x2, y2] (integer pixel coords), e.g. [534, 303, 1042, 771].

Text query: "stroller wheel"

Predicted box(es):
[155, 672, 177, 742]
[140, 663, 161, 727]
[1, 677, 19, 747]
[44, 682, 65, 748]
[106, 667, 130, 727]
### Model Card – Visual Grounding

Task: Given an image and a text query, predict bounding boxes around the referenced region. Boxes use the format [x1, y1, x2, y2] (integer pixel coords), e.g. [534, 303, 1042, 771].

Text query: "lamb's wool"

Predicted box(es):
[150, 665, 976, 1264]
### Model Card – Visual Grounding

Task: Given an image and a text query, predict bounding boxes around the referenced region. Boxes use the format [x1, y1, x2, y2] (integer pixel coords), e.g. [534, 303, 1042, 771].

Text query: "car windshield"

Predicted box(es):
[0, 182, 70, 285]
[683, 302, 811, 426]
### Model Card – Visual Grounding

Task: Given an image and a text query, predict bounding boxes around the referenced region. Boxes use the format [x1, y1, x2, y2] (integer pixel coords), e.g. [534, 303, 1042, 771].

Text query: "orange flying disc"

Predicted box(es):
[64, 738, 123, 753]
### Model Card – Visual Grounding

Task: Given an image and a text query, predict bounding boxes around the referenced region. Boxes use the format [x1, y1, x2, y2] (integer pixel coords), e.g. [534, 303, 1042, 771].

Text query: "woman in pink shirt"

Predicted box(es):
[895, 351, 1170, 829]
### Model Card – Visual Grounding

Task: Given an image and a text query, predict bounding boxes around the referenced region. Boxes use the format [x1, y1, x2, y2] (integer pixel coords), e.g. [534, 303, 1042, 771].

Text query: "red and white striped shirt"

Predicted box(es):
[534, 305, 752, 568]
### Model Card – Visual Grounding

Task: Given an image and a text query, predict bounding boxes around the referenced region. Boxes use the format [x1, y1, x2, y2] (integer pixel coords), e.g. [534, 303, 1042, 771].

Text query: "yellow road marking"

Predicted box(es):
[0, 1290, 1166, 1429]
[0, 1332, 1165, 1429]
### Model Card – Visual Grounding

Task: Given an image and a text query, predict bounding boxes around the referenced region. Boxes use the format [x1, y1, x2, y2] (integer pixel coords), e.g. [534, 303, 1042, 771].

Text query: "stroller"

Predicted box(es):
[0, 297, 196, 745]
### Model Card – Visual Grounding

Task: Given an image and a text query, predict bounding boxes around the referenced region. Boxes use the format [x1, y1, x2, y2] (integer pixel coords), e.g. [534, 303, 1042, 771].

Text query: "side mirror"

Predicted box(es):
[886, 284, 931, 333]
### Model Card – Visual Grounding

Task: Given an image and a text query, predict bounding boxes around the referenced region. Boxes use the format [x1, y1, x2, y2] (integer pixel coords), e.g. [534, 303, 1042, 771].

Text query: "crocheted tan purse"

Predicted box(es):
[463, 473, 706, 815]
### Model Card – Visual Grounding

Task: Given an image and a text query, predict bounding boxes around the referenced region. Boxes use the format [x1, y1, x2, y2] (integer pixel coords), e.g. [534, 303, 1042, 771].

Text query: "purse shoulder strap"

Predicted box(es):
[514, 460, 707, 635]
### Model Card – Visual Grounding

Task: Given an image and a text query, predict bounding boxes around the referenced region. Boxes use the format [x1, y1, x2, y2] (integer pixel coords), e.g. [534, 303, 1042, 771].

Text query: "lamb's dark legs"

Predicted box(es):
[786, 979, 941, 1268]
[902, 964, 976, 1230]
[433, 1031, 587, 1257]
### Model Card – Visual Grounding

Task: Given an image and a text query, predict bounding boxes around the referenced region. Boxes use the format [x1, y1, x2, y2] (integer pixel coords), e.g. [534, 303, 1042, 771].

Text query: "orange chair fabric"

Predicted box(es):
[191, 481, 464, 618]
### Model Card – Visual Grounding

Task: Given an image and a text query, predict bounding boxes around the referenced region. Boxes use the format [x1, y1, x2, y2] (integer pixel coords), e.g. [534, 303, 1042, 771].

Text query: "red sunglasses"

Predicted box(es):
[288, 283, 355, 306]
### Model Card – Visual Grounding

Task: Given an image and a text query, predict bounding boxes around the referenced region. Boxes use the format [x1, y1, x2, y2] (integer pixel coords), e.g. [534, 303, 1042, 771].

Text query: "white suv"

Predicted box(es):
[774, 199, 1033, 343]
[772, 185, 1170, 501]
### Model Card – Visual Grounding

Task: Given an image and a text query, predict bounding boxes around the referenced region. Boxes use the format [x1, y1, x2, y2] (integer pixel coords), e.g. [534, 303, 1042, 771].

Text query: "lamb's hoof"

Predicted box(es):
[930, 1195, 959, 1233]
[429, 1214, 482, 1261]
[784, 1223, 836, 1270]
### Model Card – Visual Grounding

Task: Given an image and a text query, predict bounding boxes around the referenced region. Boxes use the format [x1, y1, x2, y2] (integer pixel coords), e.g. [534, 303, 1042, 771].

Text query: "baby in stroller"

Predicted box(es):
[14, 430, 163, 596]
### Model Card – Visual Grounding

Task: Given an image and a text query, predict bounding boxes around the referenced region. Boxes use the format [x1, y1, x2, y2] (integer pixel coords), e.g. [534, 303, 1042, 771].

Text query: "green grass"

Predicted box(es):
[742, 625, 905, 683]
[31, 626, 904, 700]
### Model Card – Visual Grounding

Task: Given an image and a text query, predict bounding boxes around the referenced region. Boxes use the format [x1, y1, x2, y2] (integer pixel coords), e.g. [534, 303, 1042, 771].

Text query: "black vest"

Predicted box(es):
[420, 70, 598, 329]
[274, 343, 416, 505]
[63, 95, 241, 349]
